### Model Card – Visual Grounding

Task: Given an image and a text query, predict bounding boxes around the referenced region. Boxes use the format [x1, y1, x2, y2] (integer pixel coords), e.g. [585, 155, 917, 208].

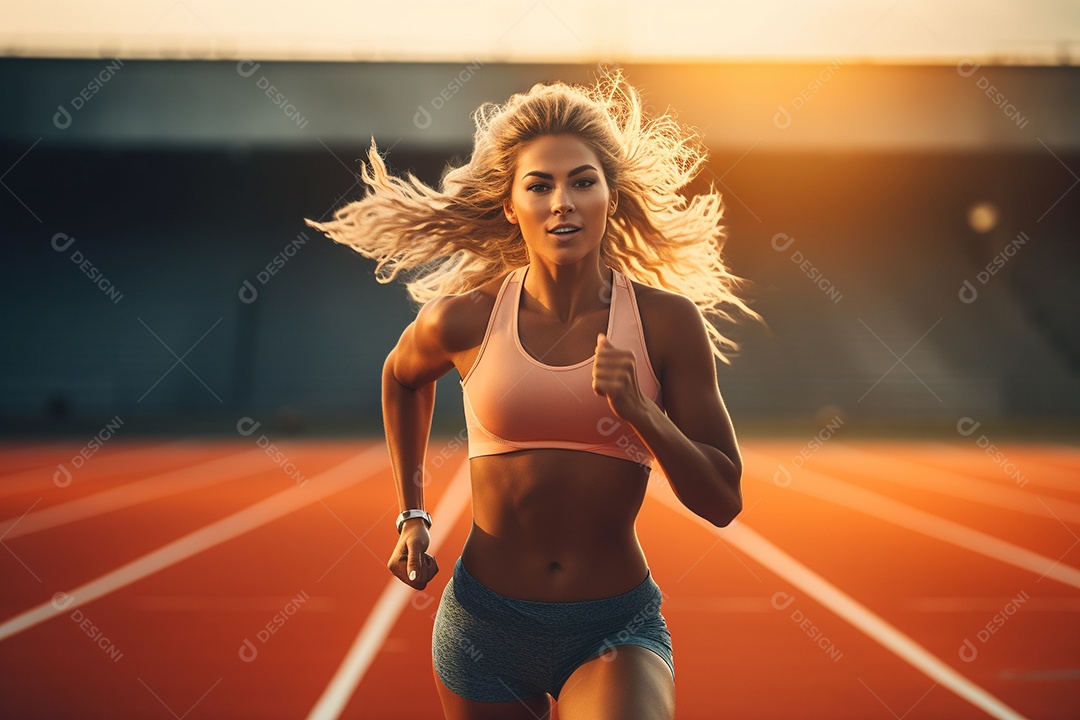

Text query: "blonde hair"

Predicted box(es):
[305, 69, 761, 361]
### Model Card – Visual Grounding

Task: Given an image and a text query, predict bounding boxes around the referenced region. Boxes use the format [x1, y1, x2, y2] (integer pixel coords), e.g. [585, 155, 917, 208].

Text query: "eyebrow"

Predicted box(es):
[521, 164, 598, 181]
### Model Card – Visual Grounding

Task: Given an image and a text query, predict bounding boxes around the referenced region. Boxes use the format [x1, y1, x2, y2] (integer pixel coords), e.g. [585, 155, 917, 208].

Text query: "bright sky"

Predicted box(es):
[2, 0, 1078, 63]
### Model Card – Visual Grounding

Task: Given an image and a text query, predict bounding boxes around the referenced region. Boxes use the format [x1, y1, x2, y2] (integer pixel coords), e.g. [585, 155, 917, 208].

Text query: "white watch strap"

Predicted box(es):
[396, 509, 432, 533]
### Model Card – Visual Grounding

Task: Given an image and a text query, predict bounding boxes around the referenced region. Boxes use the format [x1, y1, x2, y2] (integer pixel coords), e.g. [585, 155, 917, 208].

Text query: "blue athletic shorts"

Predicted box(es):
[432, 556, 674, 702]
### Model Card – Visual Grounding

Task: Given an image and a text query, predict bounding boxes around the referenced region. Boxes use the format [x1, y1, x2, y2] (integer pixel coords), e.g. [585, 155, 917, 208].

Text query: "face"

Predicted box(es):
[503, 134, 617, 267]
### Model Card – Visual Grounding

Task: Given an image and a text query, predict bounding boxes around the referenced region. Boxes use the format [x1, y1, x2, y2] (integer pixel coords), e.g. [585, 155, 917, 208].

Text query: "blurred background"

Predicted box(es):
[1, 1, 1078, 439]
[2, 4, 1080, 720]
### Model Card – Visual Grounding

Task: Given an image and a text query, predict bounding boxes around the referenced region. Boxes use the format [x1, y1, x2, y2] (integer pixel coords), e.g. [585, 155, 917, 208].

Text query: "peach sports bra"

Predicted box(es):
[460, 266, 663, 467]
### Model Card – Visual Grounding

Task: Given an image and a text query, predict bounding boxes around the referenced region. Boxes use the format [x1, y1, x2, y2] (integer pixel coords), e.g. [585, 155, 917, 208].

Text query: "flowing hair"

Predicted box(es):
[304, 69, 762, 362]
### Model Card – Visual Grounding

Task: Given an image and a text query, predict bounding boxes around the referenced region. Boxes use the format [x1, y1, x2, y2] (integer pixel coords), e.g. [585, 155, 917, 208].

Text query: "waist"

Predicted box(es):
[451, 556, 661, 622]
[461, 536, 650, 602]
[463, 451, 650, 601]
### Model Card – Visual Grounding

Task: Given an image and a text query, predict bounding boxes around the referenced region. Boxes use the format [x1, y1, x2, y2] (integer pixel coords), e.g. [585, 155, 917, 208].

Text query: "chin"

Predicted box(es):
[544, 240, 602, 265]
[547, 249, 597, 267]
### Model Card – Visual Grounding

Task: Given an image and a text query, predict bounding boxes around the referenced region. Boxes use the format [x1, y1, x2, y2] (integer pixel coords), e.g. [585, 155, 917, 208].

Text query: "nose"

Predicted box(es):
[551, 187, 574, 215]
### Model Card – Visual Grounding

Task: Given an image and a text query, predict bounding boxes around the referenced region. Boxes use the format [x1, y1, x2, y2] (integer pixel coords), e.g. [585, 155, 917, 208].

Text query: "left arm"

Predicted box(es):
[592, 292, 742, 527]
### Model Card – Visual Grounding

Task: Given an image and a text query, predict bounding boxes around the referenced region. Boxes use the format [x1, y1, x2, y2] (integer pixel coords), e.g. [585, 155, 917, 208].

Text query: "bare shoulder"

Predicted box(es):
[630, 281, 706, 341]
[629, 280, 712, 384]
[413, 273, 507, 354]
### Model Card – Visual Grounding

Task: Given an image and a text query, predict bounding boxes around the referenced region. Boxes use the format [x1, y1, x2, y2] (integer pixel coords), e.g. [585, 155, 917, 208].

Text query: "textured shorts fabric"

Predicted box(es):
[432, 556, 674, 703]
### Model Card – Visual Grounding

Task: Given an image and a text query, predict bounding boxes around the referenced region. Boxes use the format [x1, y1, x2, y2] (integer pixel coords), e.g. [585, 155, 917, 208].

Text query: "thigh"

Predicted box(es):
[432, 561, 552, 705]
[554, 645, 675, 720]
[434, 664, 553, 720]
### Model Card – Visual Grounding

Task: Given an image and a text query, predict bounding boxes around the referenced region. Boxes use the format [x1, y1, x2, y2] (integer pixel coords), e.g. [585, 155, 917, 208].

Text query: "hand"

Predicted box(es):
[592, 333, 647, 423]
[387, 520, 439, 590]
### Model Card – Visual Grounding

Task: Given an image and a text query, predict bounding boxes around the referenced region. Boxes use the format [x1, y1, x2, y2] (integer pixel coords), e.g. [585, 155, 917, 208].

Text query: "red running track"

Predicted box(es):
[0, 437, 1078, 719]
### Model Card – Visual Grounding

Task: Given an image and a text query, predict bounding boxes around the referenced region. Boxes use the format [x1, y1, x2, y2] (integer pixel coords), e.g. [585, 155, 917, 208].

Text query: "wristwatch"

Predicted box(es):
[396, 509, 432, 534]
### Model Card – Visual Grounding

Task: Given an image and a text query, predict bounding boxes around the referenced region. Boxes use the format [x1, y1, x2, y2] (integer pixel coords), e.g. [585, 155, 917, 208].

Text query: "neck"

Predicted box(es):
[522, 258, 613, 324]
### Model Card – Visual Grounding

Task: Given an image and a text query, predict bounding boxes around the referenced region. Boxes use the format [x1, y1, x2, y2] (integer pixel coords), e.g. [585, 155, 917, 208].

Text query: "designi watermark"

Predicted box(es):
[771, 233, 843, 304]
[773, 414, 844, 487]
[236, 61, 309, 130]
[54, 415, 124, 488]
[597, 588, 672, 664]
[239, 590, 310, 662]
[53, 59, 125, 130]
[239, 231, 309, 304]
[415, 427, 470, 488]
[236, 416, 307, 487]
[596, 416, 653, 470]
[410, 589, 484, 662]
[958, 590, 1029, 662]
[956, 417, 1028, 488]
[958, 231, 1029, 304]
[774, 59, 843, 130]
[772, 591, 843, 662]
[414, 61, 485, 130]
[957, 60, 1030, 131]
[51, 233, 124, 304]
[52, 592, 123, 662]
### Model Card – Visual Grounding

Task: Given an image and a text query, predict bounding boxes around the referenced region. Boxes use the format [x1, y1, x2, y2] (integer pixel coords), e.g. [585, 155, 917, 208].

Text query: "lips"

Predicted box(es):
[547, 223, 581, 237]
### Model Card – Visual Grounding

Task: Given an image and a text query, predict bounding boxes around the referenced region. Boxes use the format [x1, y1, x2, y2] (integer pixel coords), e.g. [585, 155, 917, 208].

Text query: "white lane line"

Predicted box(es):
[305, 458, 472, 720]
[903, 596, 1080, 612]
[0, 439, 198, 496]
[0, 448, 274, 539]
[743, 448, 1080, 590]
[647, 486, 1030, 720]
[820, 443, 1080, 525]
[0, 445, 388, 642]
[863, 441, 1080, 497]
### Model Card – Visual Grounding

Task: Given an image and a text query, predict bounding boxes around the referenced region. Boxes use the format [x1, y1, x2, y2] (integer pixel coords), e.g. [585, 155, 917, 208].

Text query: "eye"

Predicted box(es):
[575, 178, 598, 188]
[526, 183, 550, 193]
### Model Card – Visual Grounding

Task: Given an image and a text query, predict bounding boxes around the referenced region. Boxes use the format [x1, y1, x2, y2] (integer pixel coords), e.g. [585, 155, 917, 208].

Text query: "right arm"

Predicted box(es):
[383, 297, 457, 591]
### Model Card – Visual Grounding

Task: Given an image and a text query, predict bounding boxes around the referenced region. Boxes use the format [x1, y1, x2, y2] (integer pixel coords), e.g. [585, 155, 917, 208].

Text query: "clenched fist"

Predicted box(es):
[592, 333, 647, 423]
[387, 520, 439, 590]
